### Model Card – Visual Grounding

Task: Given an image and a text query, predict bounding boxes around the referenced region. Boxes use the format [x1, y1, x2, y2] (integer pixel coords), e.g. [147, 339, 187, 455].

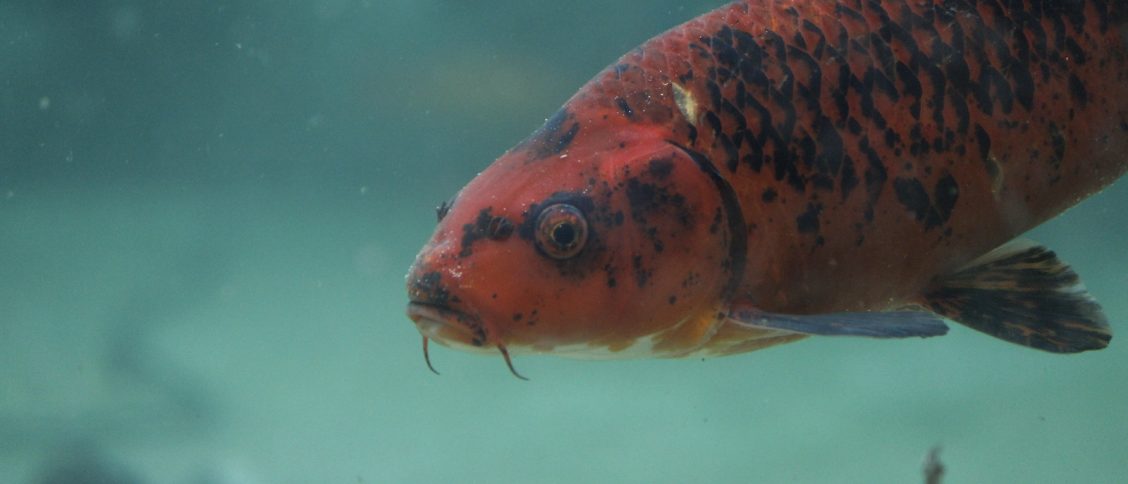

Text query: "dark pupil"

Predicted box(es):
[551, 223, 576, 247]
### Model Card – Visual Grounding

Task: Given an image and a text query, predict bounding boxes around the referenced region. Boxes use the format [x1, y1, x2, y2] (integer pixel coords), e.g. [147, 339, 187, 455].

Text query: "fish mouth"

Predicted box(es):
[405, 301, 529, 380]
[406, 301, 487, 349]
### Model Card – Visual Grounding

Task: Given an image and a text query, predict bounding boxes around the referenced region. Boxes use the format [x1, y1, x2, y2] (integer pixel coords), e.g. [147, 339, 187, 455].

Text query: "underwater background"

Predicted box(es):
[2, 1, 1126, 482]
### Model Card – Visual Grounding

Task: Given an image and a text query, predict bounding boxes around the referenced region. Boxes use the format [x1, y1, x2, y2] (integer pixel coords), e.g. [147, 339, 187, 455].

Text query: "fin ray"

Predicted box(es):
[727, 306, 949, 338]
[924, 241, 1111, 353]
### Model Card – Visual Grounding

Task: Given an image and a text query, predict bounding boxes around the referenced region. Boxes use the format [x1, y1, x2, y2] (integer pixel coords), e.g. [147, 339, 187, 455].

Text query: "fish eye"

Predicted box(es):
[535, 203, 588, 259]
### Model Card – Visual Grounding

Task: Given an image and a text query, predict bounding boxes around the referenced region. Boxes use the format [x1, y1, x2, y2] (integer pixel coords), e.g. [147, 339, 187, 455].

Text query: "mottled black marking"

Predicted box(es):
[615, 96, 635, 118]
[795, 202, 821, 234]
[909, 124, 929, 157]
[1062, 37, 1087, 65]
[1049, 122, 1066, 172]
[867, 66, 898, 101]
[835, 3, 865, 24]
[1068, 73, 1088, 107]
[524, 108, 580, 159]
[934, 173, 959, 221]
[973, 123, 1000, 183]
[813, 115, 844, 176]
[923, 62, 946, 130]
[832, 65, 850, 124]
[950, 88, 970, 135]
[460, 207, 496, 257]
[647, 157, 675, 180]
[860, 136, 887, 223]
[840, 155, 859, 201]
[632, 254, 651, 288]
[895, 61, 922, 119]
[893, 172, 959, 230]
[974, 124, 991, 161]
[627, 178, 685, 229]
[894, 178, 933, 227]
[487, 216, 513, 241]
[604, 263, 618, 288]
[410, 271, 449, 307]
[708, 207, 722, 234]
[761, 187, 778, 202]
[788, 44, 821, 109]
[670, 142, 747, 301]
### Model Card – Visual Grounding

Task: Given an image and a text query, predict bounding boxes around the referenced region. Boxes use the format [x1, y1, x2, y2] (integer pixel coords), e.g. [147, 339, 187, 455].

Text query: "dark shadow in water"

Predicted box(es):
[2, 232, 236, 481]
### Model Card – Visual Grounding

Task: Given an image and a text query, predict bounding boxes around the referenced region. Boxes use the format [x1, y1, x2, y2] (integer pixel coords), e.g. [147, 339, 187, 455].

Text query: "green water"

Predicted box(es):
[2, 1, 1126, 483]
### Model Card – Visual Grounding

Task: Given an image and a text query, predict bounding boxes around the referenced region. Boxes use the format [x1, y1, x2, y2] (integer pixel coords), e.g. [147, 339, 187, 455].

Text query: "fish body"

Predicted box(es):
[406, 0, 1127, 369]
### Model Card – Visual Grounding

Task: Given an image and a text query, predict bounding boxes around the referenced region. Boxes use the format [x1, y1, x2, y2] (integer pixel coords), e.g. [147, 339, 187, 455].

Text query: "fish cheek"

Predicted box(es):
[569, 154, 734, 350]
[487, 193, 612, 347]
[499, 153, 734, 352]
[626, 161, 731, 303]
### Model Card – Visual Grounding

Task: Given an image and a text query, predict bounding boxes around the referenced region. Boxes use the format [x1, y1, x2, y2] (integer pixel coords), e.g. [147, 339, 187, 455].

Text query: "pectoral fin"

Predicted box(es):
[726, 305, 949, 338]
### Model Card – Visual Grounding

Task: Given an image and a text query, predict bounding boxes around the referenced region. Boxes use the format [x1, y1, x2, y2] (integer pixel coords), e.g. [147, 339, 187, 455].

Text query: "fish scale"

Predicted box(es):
[578, 0, 1127, 314]
[406, 0, 1126, 376]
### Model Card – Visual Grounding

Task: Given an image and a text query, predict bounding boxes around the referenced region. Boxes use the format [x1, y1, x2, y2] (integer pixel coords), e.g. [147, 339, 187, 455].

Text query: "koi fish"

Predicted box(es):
[406, 0, 1127, 378]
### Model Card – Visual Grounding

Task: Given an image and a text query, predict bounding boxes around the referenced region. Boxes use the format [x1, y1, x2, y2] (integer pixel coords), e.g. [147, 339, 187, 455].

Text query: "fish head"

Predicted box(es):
[406, 111, 741, 364]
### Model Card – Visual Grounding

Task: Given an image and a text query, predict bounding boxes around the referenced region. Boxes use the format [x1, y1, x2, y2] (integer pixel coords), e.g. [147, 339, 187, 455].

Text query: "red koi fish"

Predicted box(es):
[406, 0, 1127, 378]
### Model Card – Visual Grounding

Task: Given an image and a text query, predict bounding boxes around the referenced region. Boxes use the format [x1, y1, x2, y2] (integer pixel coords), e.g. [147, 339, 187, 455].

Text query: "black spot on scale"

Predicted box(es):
[459, 207, 496, 257]
[708, 207, 722, 234]
[934, 174, 959, 222]
[893, 173, 959, 231]
[834, 3, 865, 24]
[555, 122, 580, 153]
[796, 202, 822, 235]
[524, 108, 580, 160]
[1010, 65, 1035, 112]
[632, 254, 651, 288]
[646, 157, 675, 180]
[624, 177, 691, 228]
[615, 96, 635, 118]
[839, 155, 858, 201]
[761, 188, 778, 203]
[1068, 74, 1088, 108]
[410, 271, 449, 307]
[859, 136, 887, 223]
[895, 62, 922, 120]
[1062, 37, 1088, 65]
[1049, 123, 1066, 173]
[974, 124, 991, 162]
[894, 178, 934, 228]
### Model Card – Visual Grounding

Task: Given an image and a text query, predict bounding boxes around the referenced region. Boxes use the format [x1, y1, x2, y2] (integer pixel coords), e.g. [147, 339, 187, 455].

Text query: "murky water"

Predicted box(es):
[2, 1, 1126, 483]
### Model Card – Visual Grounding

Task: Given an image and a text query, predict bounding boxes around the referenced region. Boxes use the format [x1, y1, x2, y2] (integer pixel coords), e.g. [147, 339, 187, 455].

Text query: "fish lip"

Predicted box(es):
[406, 301, 484, 346]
